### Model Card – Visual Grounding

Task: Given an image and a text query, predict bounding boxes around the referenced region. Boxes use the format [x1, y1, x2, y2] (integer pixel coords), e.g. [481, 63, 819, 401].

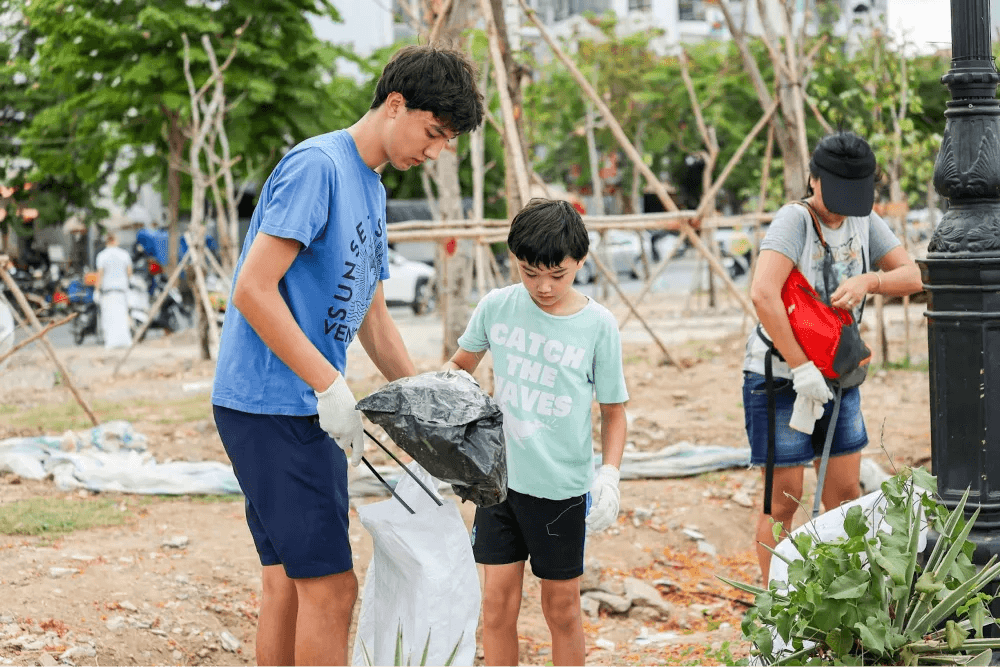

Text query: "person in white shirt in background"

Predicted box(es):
[95, 232, 133, 349]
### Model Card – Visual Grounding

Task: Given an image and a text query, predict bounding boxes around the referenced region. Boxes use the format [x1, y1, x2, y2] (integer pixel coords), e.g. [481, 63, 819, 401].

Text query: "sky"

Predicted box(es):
[886, 0, 953, 55]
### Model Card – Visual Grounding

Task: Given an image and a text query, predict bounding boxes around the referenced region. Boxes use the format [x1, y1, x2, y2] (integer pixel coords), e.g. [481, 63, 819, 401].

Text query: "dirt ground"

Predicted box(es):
[0, 298, 932, 666]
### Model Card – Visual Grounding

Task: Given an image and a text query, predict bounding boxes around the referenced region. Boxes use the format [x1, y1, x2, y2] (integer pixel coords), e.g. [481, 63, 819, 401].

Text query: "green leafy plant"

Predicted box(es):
[359, 624, 463, 666]
[721, 468, 1000, 665]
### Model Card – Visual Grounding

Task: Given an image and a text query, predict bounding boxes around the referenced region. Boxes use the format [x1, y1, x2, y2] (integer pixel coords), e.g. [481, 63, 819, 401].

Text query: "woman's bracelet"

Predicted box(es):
[872, 271, 883, 294]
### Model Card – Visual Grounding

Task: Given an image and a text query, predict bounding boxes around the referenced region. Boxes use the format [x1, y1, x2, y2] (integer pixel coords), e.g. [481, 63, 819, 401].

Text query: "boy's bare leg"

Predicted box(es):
[292, 569, 359, 666]
[257, 565, 298, 666]
[540, 577, 585, 666]
[482, 562, 525, 666]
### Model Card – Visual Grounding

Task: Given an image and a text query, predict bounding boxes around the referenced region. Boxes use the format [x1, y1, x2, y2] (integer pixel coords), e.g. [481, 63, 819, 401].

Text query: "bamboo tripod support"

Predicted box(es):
[0, 311, 77, 367]
[0, 260, 99, 426]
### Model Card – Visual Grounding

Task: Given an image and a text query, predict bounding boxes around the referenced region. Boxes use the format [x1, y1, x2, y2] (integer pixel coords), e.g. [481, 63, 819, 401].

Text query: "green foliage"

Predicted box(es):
[721, 468, 1000, 665]
[2, 0, 359, 231]
[359, 624, 463, 666]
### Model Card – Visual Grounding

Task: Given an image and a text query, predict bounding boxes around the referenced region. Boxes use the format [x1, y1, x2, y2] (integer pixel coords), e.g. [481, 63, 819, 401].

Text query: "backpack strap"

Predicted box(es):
[756, 324, 783, 516]
[812, 386, 843, 518]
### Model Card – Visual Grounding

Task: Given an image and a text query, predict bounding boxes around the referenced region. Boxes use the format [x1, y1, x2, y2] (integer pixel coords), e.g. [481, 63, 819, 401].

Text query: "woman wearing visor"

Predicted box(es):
[742, 131, 923, 581]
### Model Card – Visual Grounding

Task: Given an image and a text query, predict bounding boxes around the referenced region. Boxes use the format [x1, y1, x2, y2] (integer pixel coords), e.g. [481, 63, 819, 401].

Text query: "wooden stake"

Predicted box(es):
[481, 0, 531, 205]
[0, 266, 98, 426]
[0, 312, 77, 366]
[113, 251, 192, 376]
[518, 0, 757, 320]
[589, 252, 681, 369]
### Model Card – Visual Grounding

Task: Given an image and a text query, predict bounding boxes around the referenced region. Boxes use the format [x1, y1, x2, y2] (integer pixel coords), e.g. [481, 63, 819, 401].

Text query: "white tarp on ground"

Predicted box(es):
[0, 421, 241, 495]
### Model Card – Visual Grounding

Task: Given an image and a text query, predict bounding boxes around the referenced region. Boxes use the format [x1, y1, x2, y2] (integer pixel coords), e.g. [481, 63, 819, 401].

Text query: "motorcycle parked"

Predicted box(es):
[66, 274, 100, 346]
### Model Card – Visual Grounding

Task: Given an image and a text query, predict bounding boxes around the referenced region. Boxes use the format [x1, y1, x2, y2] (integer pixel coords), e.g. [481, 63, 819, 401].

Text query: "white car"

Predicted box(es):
[383, 250, 436, 314]
[575, 230, 653, 284]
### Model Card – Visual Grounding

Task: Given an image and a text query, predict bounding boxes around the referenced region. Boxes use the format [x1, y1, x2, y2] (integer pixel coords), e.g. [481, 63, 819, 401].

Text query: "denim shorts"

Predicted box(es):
[213, 405, 353, 579]
[743, 371, 868, 467]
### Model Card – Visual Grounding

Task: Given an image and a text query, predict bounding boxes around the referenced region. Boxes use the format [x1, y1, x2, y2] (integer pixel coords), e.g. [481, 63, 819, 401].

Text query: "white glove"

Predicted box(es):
[315, 375, 364, 467]
[585, 465, 621, 533]
[790, 361, 834, 403]
[789, 393, 826, 434]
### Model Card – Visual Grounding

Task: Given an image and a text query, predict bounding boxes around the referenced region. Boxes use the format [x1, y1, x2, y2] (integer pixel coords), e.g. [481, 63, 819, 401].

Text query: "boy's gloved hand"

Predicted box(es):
[791, 361, 834, 403]
[315, 375, 364, 467]
[789, 393, 826, 434]
[585, 464, 621, 533]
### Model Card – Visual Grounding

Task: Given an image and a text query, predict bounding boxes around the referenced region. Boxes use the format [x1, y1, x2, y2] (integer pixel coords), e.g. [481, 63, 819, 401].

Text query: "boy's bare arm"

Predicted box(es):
[442, 348, 486, 373]
[357, 282, 415, 382]
[231, 233, 340, 392]
[599, 403, 627, 469]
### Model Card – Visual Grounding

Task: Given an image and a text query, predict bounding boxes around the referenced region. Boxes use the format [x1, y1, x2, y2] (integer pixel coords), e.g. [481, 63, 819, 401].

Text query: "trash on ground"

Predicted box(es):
[0, 421, 240, 495]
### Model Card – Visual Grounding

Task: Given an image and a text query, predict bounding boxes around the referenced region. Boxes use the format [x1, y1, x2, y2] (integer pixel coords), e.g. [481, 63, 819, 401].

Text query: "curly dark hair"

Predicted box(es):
[507, 199, 590, 268]
[370, 45, 484, 135]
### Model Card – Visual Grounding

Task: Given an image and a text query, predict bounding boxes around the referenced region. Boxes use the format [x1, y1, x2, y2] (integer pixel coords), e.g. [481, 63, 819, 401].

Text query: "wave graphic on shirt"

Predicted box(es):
[502, 409, 551, 448]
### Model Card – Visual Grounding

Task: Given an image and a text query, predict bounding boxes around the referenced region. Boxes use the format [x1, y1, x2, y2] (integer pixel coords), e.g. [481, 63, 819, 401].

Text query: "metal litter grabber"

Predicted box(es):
[811, 386, 843, 519]
[360, 428, 443, 515]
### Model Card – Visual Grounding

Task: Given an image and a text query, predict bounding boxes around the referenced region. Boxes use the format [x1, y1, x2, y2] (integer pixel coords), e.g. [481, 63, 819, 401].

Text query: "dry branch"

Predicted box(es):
[0, 312, 77, 367]
[517, 0, 756, 319]
[0, 265, 98, 426]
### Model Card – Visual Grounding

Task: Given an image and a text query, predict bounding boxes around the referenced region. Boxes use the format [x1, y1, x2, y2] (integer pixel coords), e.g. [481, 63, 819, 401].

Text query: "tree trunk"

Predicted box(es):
[490, 0, 528, 217]
[164, 110, 185, 275]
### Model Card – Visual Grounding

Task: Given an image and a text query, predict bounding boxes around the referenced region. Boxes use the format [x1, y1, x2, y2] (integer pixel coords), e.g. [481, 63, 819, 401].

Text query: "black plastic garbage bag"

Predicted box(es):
[356, 370, 507, 507]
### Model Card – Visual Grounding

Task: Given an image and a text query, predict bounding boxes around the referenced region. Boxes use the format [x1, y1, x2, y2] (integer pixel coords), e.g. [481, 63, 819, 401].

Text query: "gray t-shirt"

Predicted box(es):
[743, 202, 901, 378]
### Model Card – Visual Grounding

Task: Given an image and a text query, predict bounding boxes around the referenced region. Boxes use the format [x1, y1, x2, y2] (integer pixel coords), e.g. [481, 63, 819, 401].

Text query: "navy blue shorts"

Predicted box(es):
[743, 371, 868, 468]
[471, 488, 588, 581]
[213, 405, 352, 578]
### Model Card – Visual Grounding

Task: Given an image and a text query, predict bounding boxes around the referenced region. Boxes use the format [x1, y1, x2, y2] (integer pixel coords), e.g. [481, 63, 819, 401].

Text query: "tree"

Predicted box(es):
[7, 0, 355, 270]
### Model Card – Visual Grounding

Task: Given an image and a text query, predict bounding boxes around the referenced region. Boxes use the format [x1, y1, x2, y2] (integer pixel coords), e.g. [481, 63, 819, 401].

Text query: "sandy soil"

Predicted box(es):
[0, 298, 932, 666]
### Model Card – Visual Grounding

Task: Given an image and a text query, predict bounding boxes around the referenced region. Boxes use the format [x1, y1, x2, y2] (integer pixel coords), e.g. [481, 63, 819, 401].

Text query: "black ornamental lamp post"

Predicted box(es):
[918, 0, 1000, 583]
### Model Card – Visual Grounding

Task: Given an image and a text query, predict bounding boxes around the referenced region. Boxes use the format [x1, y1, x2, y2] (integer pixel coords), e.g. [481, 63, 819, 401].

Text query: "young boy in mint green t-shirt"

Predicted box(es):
[444, 198, 628, 666]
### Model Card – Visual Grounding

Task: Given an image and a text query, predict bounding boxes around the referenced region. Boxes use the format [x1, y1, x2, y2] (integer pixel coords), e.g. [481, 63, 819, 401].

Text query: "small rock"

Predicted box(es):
[162, 536, 189, 549]
[579, 559, 603, 593]
[671, 390, 689, 400]
[580, 595, 600, 620]
[697, 540, 718, 557]
[172, 650, 183, 661]
[105, 616, 125, 631]
[584, 591, 631, 614]
[220, 630, 240, 652]
[633, 507, 654, 521]
[0, 616, 13, 624]
[118, 601, 138, 612]
[624, 577, 673, 619]
[197, 648, 210, 658]
[682, 528, 705, 541]
[731, 491, 754, 508]
[48, 567, 78, 578]
[59, 646, 96, 662]
[594, 638, 615, 651]
[68, 554, 95, 562]
[38, 652, 58, 667]
[628, 606, 667, 622]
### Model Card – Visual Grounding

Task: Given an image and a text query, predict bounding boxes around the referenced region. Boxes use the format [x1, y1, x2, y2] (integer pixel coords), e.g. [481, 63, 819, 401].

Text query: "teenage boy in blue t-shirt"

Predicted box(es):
[444, 198, 629, 666]
[211, 46, 483, 666]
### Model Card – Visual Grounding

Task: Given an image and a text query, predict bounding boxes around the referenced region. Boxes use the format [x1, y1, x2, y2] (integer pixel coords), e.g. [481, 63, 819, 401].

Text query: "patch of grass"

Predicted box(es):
[0, 497, 126, 536]
[623, 354, 645, 365]
[131, 493, 242, 506]
[873, 356, 929, 372]
[2, 395, 213, 432]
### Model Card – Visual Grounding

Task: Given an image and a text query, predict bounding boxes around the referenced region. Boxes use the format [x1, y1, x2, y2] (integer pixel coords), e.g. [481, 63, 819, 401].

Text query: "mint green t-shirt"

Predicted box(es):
[457, 284, 629, 500]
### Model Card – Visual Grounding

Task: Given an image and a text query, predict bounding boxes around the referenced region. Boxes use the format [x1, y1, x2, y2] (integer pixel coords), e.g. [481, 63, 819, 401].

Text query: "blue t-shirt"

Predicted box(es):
[212, 130, 389, 415]
[458, 284, 629, 500]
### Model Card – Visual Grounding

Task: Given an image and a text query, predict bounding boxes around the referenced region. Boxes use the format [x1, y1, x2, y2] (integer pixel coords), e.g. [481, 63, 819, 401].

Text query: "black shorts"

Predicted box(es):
[471, 488, 589, 581]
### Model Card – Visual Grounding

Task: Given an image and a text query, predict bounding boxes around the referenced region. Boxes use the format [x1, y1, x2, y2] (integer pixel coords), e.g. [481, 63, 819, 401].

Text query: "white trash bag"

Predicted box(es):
[352, 462, 480, 667]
